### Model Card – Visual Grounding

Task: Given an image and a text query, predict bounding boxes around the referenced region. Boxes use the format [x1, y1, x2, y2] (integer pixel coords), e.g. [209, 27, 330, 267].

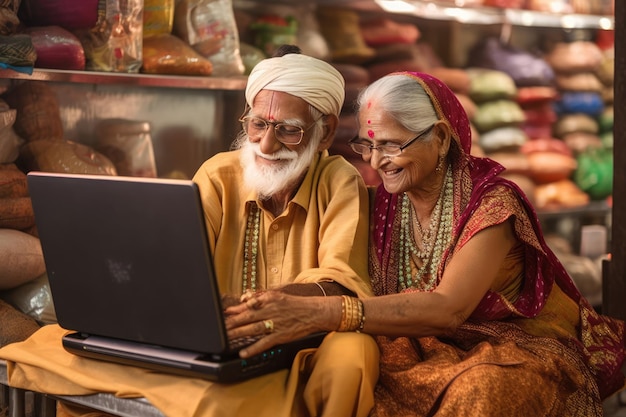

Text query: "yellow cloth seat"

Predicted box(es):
[0, 324, 379, 417]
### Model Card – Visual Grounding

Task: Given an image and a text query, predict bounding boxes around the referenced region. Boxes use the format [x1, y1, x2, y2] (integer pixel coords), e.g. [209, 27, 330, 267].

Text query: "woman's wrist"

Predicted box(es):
[336, 295, 366, 332]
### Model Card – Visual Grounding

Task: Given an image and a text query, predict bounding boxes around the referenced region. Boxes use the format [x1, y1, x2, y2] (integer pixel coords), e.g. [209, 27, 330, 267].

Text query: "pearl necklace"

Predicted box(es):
[398, 167, 454, 291]
[242, 203, 261, 292]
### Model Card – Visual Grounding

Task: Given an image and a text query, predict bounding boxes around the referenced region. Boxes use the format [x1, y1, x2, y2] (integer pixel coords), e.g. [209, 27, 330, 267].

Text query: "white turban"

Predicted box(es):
[245, 54, 345, 117]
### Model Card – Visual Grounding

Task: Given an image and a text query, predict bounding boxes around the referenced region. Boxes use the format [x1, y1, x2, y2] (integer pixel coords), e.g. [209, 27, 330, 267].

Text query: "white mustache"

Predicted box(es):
[250, 143, 298, 162]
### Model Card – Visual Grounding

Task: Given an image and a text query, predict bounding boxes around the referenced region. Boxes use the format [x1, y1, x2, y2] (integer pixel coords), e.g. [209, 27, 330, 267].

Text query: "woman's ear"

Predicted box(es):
[317, 114, 338, 151]
[436, 120, 452, 157]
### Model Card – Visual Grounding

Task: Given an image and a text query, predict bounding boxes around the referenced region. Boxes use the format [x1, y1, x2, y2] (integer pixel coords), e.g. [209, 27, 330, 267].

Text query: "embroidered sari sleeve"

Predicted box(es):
[455, 184, 543, 254]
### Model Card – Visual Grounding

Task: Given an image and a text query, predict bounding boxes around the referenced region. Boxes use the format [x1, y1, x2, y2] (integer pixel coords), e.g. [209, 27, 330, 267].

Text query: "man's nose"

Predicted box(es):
[256, 126, 283, 155]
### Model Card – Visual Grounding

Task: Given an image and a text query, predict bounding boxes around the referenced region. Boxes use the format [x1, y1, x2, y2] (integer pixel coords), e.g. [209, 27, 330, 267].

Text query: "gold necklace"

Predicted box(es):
[398, 168, 454, 291]
[242, 203, 261, 292]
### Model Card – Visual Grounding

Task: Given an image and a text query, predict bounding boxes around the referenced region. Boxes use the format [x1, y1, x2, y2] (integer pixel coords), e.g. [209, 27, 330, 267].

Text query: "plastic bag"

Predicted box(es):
[173, 0, 244, 76]
[25, 25, 86, 71]
[1, 273, 57, 324]
[141, 33, 213, 76]
[78, 0, 143, 73]
[95, 119, 157, 177]
[19, 139, 118, 176]
[143, 0, 174, 37]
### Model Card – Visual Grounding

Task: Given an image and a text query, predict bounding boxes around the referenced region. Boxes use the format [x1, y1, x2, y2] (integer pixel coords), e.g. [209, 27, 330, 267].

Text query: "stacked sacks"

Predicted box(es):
[517, 86, 559, 143]
[316, 6, 438, 83]
[0, 81, 122, 334]
[545, 39, 612, 202]
[466, 35, 601, 299]
[0, 98, 44, 345]
[316, 7, 375, 66]
[547, 40, 605, 152]
[467, 37, 586, 209]
[3, 81, 117, 176]
[468, 68, 527, 154]
[0, 98, 41, 287]
[356, 14, 427, 82]
[465, 68, 537, 201]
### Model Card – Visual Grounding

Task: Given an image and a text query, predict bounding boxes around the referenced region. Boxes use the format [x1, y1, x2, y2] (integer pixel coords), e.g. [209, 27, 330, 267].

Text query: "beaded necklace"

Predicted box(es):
[242, 203, 261, 292]
[398, 167, 454, 291]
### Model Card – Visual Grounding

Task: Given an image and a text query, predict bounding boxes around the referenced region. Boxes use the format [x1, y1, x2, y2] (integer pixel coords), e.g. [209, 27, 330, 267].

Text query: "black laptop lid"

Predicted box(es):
[27, 172, 228, 355]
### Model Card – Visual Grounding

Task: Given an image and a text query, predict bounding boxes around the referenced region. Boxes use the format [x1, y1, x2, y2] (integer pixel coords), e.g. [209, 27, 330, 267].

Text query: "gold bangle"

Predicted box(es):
[338, 295, 351, 332]
[356, 299, 365, 333]
[349, 297, 359, 331]
[338, 296, 366, 332]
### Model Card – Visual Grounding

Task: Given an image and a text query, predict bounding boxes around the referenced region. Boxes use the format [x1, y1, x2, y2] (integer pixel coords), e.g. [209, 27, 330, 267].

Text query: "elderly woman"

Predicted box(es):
[227, 71, 625, 416]
[350, 71, 625, 415]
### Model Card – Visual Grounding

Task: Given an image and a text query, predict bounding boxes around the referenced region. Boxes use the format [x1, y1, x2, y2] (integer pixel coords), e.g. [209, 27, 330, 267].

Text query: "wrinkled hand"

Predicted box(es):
[221, 294, 241, 309]
[224, 290, 339, 358]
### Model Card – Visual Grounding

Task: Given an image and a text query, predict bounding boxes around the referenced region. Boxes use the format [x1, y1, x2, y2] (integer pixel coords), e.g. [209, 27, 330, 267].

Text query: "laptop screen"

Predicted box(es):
[27, 172, 228, 354]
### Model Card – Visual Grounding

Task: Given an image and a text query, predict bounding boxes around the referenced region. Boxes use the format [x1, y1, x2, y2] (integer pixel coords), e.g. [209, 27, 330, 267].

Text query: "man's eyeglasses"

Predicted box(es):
[239, 115, 324, 146]
[349, 124, 435, 159]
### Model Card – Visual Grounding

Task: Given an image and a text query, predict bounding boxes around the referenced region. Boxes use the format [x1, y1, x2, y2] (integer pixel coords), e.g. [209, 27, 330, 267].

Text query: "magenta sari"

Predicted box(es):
[369, 72, 625, 415]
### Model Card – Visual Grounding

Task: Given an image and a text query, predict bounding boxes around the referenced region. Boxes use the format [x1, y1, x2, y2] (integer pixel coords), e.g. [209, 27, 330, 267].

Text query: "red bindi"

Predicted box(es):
[367, 129, 375, 138]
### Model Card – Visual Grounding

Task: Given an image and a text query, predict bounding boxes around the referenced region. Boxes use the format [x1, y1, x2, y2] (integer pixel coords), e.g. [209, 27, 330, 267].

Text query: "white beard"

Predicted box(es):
[240, 139, 319, 199]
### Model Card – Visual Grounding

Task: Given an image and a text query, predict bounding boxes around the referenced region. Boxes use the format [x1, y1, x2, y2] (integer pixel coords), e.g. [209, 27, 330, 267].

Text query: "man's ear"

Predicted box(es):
[317, 114, 339, 151]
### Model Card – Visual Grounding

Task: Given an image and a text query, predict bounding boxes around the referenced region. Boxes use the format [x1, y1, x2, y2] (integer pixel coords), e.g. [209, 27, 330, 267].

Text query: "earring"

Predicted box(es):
[435, 156, 444, 172]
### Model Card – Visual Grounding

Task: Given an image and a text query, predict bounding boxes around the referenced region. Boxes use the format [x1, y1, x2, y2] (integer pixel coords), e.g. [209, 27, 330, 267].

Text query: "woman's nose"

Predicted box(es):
[368, 149, 386, 170]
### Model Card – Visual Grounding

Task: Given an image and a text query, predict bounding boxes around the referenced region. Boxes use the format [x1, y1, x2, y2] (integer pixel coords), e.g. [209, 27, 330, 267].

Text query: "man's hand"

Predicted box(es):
[223, 290, 341, 358]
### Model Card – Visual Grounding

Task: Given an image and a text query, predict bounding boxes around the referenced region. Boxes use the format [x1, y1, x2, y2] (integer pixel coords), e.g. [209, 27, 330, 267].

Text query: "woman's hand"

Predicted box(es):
[224, 290, 341, 358]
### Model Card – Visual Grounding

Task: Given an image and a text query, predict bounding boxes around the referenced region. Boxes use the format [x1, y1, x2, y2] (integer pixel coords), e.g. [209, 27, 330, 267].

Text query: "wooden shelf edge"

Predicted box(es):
[0, 68, 248, 91]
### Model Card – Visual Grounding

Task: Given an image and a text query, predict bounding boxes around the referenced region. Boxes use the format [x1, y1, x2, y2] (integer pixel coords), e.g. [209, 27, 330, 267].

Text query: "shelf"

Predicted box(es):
[536, 200, 611, 221]
[0, 1, 613, 90]
[374, 0, 614, 29]
[0, 68, 248, 91]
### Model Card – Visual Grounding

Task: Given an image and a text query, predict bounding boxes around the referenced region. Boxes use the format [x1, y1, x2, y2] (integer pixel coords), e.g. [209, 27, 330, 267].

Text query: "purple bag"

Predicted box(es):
[468, 37, 555, 87]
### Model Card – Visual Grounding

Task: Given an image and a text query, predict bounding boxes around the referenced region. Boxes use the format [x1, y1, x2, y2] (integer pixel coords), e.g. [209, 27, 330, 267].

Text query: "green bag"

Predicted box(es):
[574, 147, 613, 200]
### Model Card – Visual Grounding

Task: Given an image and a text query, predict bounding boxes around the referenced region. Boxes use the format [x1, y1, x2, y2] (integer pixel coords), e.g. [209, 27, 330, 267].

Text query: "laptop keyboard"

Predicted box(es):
[229, 335, 263, 351]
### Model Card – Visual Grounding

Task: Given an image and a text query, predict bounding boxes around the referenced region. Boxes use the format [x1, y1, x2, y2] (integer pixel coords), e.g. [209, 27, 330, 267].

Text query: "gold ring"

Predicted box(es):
[240, 290, 255, 303]
[263, 319, 274, 334]
[246, 297, 260, 309]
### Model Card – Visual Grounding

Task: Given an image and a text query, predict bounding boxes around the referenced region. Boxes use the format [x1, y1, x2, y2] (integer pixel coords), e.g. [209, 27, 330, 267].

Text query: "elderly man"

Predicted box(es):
[0, 47, 376, 417]
[191, 47, 378, 416]
[193, 47, 371, 300]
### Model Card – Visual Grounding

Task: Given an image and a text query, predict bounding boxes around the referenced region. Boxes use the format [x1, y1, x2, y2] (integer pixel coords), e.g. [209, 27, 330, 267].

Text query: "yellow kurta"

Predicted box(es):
[192, 149, 372, 298]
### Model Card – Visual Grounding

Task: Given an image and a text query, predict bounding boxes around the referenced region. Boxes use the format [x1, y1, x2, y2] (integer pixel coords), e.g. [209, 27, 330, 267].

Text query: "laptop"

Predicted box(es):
[26, 171, 326, 383]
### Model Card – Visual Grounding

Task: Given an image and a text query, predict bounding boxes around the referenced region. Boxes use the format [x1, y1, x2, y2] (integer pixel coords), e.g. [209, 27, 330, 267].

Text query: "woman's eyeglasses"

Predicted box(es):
[239, 115, 324, 145]
[349, 124, 435, 158]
